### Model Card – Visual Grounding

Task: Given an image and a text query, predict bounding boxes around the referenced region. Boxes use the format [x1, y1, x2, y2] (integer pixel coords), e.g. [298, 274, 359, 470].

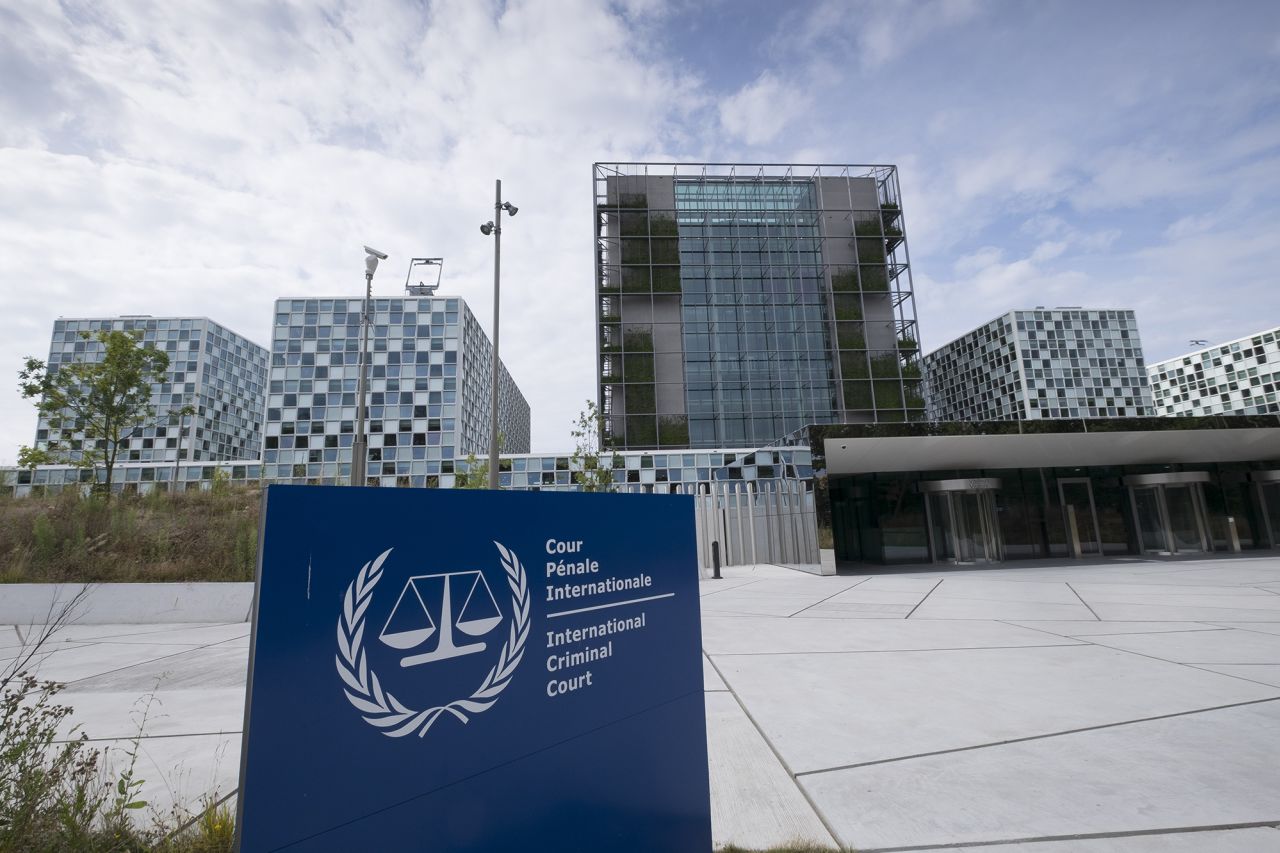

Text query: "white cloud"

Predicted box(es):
[718, 71, 810, 147]
[0, 0, 712, 462]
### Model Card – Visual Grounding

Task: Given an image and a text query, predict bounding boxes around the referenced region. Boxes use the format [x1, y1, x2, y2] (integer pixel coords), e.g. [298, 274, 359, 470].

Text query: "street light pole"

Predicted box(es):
[480, 181, 518, 491]
[171, 412, 185, 493]
[352, 246, 388, 487]
[488, 180, 503, 490]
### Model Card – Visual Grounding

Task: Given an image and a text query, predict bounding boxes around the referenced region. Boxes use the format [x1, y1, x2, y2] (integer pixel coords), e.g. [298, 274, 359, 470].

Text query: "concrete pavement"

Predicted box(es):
[4, 555, 1280, 850]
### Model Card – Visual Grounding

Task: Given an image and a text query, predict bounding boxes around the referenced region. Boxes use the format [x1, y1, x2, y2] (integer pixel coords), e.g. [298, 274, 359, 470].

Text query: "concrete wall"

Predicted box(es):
[0, 583, 255, 625]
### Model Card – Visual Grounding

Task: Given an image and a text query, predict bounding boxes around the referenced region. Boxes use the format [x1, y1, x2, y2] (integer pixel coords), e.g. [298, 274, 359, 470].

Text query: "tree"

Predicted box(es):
[569, 400, 615, 492]
[455, 453, 488, 489]
[18, 330, 170, 498]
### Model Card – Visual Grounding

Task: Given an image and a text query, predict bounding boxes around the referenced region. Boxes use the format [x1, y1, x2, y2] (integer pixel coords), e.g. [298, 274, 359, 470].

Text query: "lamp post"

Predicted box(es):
[352, 245, 388, 487]
[480, 180, 518, 490]
[170, 405, 194, 492]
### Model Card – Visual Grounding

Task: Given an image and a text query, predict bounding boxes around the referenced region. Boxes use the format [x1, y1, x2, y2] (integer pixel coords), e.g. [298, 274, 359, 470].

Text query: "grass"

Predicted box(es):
[0, 487, 260, 584]
[0, 673, 238, 852]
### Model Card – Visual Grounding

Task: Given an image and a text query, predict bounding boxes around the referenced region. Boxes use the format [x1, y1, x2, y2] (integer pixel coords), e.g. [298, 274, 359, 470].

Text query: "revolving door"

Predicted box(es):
[1253, 470, 1280, 549]
[922, 478, 1004, 564]
[1123, 472, 1213, 555]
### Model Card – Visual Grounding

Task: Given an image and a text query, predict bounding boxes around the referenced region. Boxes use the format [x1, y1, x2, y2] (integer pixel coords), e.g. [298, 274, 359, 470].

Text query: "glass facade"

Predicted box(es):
[263, 296, 529, 488]
[0, 447, 812, 496]
[924, 309, 1154, 420]
[35, 316, 267, 463]
[826, 463, 1279, 565]
[675, 180, 836, 446]
[595, 163, 923, 451]
[793, 419, 1280, 566]
[1148, 325, 1280, 416]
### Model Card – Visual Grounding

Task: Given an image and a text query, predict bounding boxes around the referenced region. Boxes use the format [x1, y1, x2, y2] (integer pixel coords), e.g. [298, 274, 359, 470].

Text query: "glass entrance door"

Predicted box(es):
[1057, 479, 1102, 556]
[925, 489, 1003, 564]
[1131, 486, 1169, 553]
[1165, 485, 1208, 553]
[1125, 473, 1212, 555]
[1256, 482, 1280, 549]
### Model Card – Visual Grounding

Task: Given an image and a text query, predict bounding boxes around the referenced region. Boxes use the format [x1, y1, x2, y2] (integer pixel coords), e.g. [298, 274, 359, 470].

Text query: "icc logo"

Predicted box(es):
[380, 571, 503, 666]
[335, 543, 531, 738]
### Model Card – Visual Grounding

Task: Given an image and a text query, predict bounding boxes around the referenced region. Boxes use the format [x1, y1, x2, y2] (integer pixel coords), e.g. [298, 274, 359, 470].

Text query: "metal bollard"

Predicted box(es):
[1227, 517, 1241, 553]
[711, 541, 722, 580]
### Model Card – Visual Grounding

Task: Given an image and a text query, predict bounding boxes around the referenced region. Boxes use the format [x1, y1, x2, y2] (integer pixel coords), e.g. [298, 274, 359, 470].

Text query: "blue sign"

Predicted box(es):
[237, 485, 710, 852]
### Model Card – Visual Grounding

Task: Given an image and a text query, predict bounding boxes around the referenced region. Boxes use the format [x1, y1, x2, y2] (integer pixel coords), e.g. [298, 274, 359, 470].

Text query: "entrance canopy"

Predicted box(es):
[822, 426, 1280, 475]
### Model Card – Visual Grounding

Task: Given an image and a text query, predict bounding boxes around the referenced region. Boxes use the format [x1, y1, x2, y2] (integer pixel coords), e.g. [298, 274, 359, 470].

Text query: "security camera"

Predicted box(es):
[480, 222, 494, 236]
[363, 245, 388, 260]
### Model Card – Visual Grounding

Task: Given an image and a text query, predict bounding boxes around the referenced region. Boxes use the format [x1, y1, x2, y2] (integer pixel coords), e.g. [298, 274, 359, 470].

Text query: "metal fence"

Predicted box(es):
[694, 479, 819, 570]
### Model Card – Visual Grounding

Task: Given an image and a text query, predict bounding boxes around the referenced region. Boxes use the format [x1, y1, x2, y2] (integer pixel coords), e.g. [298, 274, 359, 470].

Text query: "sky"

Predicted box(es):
[1, 0, 1278, 462]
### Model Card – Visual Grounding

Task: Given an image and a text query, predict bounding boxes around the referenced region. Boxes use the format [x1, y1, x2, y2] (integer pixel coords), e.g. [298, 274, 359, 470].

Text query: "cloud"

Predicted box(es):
[718, 71, 810, 146]
[0, 0, 712, 462]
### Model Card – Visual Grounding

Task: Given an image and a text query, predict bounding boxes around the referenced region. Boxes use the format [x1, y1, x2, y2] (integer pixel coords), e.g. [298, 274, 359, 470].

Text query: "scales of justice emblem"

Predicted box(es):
[335, 545, 531, 737]
[378, 571, 503, 667]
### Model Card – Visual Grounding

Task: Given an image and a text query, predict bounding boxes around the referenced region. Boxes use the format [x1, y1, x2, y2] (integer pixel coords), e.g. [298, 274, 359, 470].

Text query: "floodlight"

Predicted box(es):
[502, 202, 518, 216]
[480, 221, 494, 236]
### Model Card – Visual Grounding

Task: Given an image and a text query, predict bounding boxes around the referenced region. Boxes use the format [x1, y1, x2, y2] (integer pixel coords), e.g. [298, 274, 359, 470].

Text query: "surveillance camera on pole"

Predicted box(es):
[352, 244, 389, 486]
[364, 246, 388, 279]
[480, 181, 520, 489]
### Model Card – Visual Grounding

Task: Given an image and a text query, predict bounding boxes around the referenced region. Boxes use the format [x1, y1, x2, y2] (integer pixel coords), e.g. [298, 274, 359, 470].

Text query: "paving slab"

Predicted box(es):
[799, 700, 1280, 850]
[795, 604, 913, 619]
[1210, 621, 1280, 636]
[1080, 591, 1280, 613]
[0, 583, 253, 624]
[700, 595, 825, 618]
[702, 616, 1082, 656]
[950, 827, 1280, 852]
[4, 622, 231, 643]
[698, 578, 766, 597]
[12, 642, 209, 684]
[704, 692, 837, 850]
[1071, 581, 1280, 597]
[929, 578, 1085, 604]
[1195, 664, 1280, 688]
[1007, 620, 1226, 637]
[715, 644, 1280, 773]
[61, 623, 250, 646]
[54, 688, 245, 741]
[703, 656, 727, 691]
[65, 645, 250, 691]
[909, 595, 1095, 621]
[1085, 628, 1280, 664]
[819, 587, 931, 607]
[1087, 601, 1280, 622]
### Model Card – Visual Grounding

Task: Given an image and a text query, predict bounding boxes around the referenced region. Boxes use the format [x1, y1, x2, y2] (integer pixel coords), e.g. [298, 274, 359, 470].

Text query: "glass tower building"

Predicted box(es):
[35, 316, 267, 463]
[594, 163, 923, 451]
[923, 309, 1154, 420]
[1148, 326, 1280, 416]
[264, 295, 530, 487]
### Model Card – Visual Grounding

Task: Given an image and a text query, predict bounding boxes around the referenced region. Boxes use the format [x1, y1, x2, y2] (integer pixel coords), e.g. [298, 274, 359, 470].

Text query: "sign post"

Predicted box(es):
[236, 485, 710, 852]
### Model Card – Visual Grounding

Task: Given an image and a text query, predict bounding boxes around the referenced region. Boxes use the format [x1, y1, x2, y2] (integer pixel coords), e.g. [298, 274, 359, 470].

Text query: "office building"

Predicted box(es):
[787, 416, 1280, 564]
[594, 162, 924, 451]
[923, 308, 1153, 420]
[34, 316, 267, 463]
[1148, 326, 1280, 416]
[263, 295, 530, 487]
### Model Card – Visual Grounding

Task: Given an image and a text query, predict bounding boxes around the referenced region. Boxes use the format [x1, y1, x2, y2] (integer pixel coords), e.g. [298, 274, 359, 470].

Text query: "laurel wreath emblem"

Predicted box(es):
[335, 542, 530, 738]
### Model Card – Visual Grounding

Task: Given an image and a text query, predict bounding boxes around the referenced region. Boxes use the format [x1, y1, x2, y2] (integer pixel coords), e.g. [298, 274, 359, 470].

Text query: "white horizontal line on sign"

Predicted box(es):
[547, 593, 675, 619]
